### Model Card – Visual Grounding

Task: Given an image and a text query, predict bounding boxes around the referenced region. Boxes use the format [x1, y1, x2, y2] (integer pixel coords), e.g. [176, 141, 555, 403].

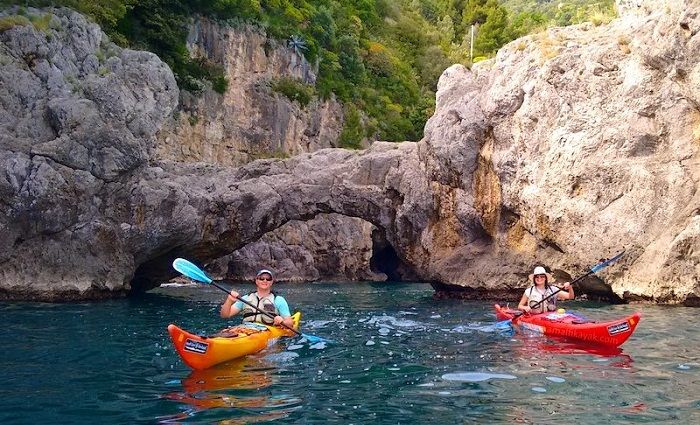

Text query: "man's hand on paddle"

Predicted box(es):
[226, 290, 240, 303]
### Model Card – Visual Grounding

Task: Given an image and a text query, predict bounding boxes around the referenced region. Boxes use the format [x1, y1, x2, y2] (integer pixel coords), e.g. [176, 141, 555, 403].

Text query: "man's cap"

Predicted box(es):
[256, 269, 274, 278]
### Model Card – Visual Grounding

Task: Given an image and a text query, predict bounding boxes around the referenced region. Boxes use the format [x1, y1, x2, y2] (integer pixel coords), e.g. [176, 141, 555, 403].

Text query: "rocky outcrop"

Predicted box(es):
[422, 4, 700, 304]
[0, 7, 178, 299]
[0, 3, 421, 300]
[2, 5, 700, 304]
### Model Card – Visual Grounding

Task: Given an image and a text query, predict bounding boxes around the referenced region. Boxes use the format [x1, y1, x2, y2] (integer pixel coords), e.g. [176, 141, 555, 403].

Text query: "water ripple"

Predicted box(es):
[2, 285, 700, 423]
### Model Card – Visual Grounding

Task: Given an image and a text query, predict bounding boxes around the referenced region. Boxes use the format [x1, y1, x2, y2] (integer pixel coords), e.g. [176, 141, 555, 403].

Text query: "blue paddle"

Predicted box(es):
[498, 250, 626, 324]
[172, 258, 327, 344]
[529, 250, 626, 311]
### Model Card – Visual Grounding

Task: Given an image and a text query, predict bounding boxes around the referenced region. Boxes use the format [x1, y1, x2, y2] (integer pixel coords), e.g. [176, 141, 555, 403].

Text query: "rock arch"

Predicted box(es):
[4, 6, 700, 304]
[126, 143, 433, 292]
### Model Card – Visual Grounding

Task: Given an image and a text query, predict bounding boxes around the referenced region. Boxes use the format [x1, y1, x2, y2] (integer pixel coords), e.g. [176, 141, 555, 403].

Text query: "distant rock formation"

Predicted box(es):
[207, 213, 387, 282]
[156, 18, 346, 166]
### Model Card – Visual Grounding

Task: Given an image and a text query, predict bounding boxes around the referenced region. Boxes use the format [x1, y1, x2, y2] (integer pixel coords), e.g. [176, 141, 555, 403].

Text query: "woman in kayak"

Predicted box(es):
[517, 266, 573, 314]
[220, 269, 295, 328]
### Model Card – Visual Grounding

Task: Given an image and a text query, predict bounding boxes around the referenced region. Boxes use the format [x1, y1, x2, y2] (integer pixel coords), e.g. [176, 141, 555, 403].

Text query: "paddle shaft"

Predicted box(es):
[211, 280, 303, 337]
[529, 251, 625, 311]
[528, 270, 590, 311]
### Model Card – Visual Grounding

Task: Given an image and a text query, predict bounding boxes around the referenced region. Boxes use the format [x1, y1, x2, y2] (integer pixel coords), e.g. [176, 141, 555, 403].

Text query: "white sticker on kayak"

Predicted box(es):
[607, 322, 630, 336]
[184, 339, 209, 354]
[519, 323, 544, 334]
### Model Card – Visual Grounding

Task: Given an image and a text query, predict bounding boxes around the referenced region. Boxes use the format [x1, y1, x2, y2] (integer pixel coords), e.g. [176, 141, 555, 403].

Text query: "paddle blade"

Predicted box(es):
[494, 319, 514, 330]
[590, 250, 625, 273]
[302, 333, 330, 344]
[173, 258, 213, 284]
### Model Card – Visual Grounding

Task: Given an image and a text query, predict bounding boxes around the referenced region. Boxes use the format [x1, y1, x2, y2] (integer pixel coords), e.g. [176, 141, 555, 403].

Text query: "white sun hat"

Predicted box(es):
[528, 266, 555, 283]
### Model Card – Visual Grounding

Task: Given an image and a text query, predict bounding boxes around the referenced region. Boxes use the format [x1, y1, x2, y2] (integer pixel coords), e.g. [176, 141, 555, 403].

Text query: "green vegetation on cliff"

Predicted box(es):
[2, 0, 615, 144]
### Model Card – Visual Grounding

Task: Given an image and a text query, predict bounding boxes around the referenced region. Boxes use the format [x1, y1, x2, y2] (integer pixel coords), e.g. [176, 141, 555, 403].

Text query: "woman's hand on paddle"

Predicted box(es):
[563, 282, 571, 290]
[273, 315, 284, 326]
[226, 290, 240, 303]
[520, 305, 532, 314]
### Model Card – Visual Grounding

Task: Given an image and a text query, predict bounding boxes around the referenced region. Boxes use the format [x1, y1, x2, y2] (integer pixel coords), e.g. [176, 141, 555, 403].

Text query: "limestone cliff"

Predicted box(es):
[156, 19, 345, 165]
[0, 7, 178, 299]
[2, 4, 700, 305]
[424, 1, 700, 304]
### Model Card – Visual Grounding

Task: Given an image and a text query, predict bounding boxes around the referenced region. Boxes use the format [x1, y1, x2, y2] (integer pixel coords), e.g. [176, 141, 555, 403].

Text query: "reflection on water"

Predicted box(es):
[2, 284, 700, 424]
[507, 334, 635, 369]
[181, 358, 272, 392]
[161, 355, 301, 423]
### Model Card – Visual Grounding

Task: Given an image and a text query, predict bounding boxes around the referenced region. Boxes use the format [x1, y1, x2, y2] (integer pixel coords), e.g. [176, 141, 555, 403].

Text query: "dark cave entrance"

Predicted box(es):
[369, 229, 418, 282]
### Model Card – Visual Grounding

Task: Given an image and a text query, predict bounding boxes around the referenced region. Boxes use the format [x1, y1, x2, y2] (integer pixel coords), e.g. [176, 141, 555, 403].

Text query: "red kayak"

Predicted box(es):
[494, 304, 641, 347]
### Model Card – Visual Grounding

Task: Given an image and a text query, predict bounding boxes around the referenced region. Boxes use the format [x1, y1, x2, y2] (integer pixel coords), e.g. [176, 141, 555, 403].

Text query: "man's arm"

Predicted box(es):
[220, 291, 243, 318]
[274, 296, 294, 328]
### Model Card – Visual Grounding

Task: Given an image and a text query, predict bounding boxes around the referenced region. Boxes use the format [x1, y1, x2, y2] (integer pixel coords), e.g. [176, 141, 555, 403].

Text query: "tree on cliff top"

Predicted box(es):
[2, 0, 615, 144]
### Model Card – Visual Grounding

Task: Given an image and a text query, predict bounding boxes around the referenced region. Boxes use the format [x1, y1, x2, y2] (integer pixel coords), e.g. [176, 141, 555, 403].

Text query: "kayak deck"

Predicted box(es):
[495, 304, 641, 347]
[168, 312, 301, 370]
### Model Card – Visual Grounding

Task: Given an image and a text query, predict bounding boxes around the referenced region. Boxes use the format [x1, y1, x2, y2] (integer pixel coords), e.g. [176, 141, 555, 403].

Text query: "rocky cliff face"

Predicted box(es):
[2, 5, 700, 304]
[153, 18, 377, 283]
[0, 7, 178, 299]
[156, 19, 344, 165]
[423, 3, 700, 304]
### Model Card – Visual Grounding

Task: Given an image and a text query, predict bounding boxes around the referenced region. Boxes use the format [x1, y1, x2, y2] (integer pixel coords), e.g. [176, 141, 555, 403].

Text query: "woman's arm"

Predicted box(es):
[517, 294, 531, 312]
[557, 282, 574, 300]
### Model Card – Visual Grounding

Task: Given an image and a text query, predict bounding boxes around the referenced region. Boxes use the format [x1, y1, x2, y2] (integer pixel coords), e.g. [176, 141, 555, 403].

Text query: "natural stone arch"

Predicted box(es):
[4, 6, 700, 304]
[125, 143, 434, 292]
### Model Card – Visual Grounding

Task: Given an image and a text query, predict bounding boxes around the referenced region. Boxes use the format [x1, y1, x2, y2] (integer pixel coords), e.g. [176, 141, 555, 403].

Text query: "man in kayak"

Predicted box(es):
[220, 269, 295, 328]
[517, 266, 573, 314]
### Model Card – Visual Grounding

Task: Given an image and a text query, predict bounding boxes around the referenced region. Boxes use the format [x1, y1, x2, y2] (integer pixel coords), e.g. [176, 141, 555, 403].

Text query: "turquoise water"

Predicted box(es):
[2, 282, 698, 424]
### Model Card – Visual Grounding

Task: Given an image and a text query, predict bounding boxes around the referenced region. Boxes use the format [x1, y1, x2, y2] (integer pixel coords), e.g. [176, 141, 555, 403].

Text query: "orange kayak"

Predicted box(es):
[168, 312, 301, 370]
[494, 304, 640, 347]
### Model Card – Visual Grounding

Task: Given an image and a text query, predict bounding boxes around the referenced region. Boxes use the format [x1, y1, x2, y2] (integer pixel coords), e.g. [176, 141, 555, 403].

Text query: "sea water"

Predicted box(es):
[1, 282, 698, 423]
